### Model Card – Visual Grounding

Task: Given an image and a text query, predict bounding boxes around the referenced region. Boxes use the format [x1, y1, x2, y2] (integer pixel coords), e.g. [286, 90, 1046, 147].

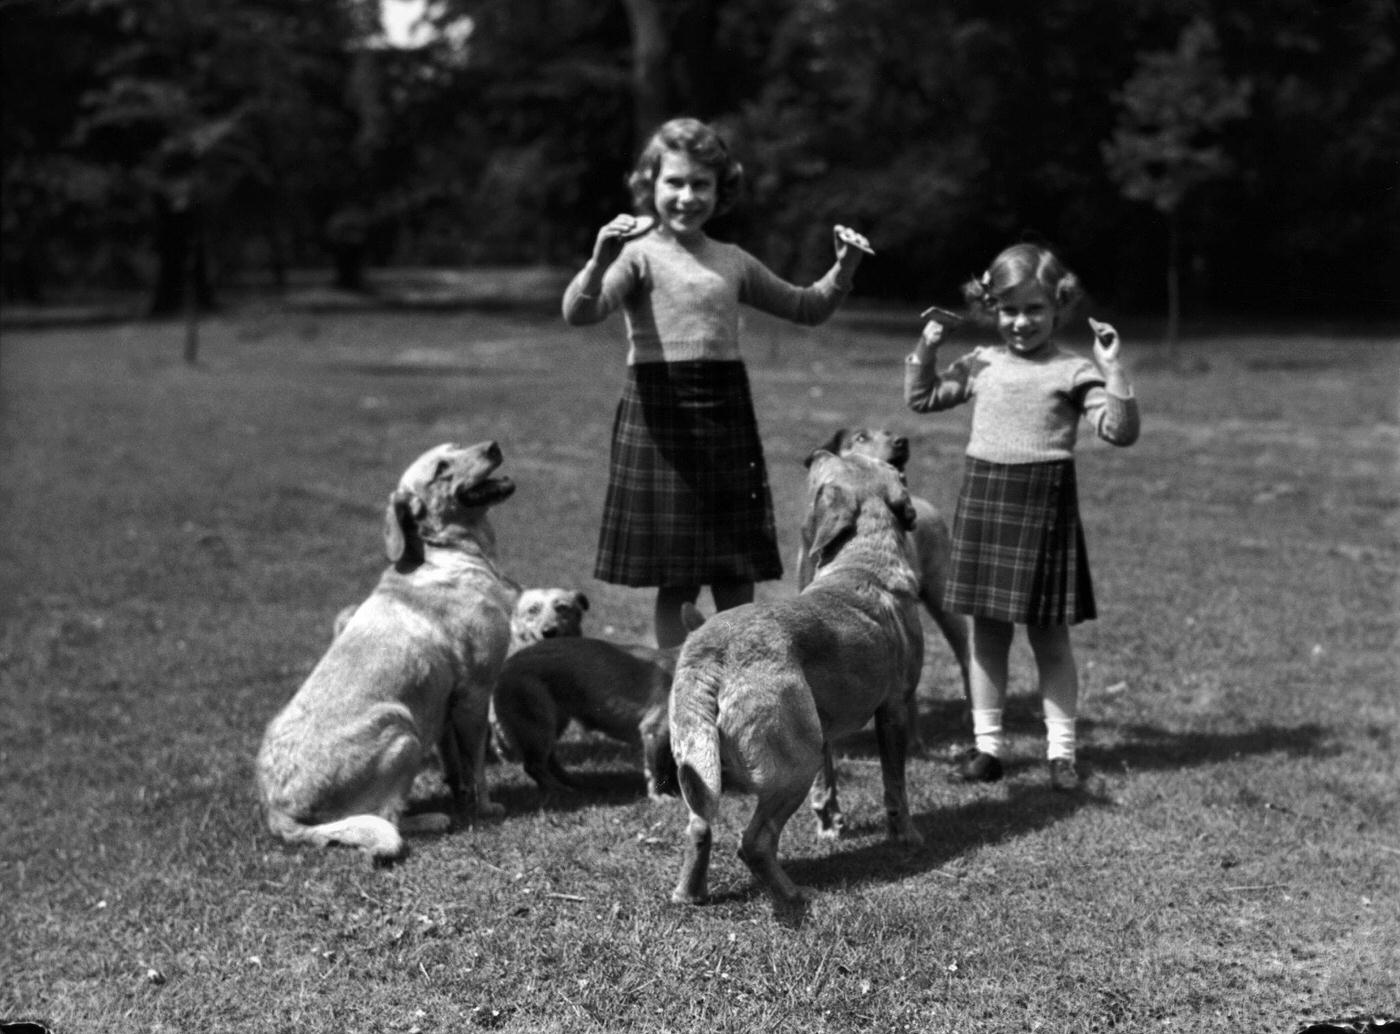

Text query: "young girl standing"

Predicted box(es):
[904, 243, 1140, 790]
[563, 117, 870, 648]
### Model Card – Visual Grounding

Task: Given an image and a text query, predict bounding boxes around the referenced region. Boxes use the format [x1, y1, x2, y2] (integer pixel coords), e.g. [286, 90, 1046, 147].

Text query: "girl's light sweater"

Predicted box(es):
[904, 343, 1140, 464]
[562, 232, 850, 365]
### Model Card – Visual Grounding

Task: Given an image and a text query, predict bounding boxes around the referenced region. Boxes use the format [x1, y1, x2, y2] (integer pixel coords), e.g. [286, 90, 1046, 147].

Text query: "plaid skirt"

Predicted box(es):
[944, 456, 1097, 625]
[594, 360, 782, 587]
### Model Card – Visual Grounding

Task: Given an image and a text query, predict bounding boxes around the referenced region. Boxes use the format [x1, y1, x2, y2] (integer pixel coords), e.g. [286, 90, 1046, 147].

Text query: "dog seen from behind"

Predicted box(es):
[255, 441, 516, 863]
[669, 451, 925, 909]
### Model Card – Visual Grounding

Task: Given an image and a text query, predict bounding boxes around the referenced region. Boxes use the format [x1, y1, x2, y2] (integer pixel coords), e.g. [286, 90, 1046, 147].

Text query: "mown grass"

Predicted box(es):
[1, 302, 1396, 1033]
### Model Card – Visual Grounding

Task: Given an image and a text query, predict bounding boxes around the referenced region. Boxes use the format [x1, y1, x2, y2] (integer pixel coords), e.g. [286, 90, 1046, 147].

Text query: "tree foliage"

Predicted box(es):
[3, 0, 1396, 316]
[1103, 17, 1251, 346]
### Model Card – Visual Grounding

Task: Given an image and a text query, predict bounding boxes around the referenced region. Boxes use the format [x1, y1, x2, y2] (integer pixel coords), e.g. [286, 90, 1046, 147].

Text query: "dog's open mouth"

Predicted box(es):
[457, 476, 515, 506]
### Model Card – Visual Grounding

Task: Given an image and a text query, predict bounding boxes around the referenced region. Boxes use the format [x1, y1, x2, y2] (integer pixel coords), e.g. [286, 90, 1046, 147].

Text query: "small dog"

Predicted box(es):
[669, 451, 924, 908]
[806, 427, 972, 740]
[256, 441, 516, 863]
[510, 588, 590, 648]
[490, 587, 590, 763]
[486, 637, 681, 800]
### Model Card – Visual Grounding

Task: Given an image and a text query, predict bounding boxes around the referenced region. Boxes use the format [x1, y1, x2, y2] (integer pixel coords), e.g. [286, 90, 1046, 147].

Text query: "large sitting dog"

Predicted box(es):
[805, 427, 972, 741]
[669, 451, 924, 908]
[255, 441, 515, 863]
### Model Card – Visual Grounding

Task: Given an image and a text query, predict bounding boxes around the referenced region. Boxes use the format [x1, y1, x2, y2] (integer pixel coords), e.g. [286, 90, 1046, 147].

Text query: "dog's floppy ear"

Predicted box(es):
[383, 488, 426, 565]
[574, 592, 590, 612]
[891, 493, 918, 532]
[804, 482, 858, 565]
[805, 430, 848, 469]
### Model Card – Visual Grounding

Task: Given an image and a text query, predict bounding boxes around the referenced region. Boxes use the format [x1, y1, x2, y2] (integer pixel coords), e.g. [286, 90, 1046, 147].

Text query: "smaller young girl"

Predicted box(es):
[563, 117, 869, 648]
[904, 243, 1140, 790]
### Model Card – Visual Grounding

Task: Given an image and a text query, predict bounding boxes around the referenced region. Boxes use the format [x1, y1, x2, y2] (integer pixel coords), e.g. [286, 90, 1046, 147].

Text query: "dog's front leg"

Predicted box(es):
[438, 705, 469, 823]
[873, 701, 922, 846]
[448, 693, 505, 819]
[808, 743, 844, 838]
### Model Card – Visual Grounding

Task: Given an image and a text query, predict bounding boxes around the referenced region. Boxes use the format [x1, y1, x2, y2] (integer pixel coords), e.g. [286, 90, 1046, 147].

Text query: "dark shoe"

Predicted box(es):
[950, 750, 1003, 783]
[1048, 758, 1081, 792]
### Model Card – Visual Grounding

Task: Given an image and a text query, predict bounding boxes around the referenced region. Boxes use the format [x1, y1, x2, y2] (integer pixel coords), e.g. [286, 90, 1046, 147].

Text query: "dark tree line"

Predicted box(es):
[2, 0, 1396, 319]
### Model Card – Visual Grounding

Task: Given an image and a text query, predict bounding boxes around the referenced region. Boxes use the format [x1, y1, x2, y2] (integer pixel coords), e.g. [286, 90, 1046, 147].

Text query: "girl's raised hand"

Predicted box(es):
[1087, 317, 1121, 365]
[919, 319, 947, 349]
[591, 214, 656, 266]
[833, 225, 874, 273]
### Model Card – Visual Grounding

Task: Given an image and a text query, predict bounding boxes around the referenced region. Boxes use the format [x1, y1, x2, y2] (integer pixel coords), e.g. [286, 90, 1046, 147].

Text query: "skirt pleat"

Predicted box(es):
[595, 361, 782, 587]
[944, 456, 1096, 625]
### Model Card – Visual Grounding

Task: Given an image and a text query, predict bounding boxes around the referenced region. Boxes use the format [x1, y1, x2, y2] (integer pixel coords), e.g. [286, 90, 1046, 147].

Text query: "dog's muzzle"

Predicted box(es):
[458, 476, 515, 506]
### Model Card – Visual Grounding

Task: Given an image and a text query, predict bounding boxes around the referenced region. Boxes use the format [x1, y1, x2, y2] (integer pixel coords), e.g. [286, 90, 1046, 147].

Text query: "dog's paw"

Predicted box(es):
[475, 800, 506, 819]
[670, 888, 709, 906]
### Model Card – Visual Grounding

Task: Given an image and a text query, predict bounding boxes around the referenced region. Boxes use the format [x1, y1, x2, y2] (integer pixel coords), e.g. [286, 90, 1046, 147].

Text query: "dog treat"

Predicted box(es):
[835, 225, 875, 255]
[919, 305, 966, 323]
[620, 215, 656, 240]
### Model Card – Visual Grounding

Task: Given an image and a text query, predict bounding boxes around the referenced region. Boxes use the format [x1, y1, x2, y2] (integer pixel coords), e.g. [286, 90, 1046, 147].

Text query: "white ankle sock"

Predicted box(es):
[1045, 717, 1076, 762]
[972, 709, 1004, 758]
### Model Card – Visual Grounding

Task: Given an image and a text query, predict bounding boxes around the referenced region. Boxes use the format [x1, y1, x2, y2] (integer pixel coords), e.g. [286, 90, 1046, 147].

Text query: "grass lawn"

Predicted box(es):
[1, 300, 1396, 1033]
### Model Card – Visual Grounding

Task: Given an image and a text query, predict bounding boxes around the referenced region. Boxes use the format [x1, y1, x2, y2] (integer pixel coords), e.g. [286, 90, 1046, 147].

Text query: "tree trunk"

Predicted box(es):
[1165, 208, 1181, 362]
[620, 0, 668, 147]
[150, 194, 214, 317]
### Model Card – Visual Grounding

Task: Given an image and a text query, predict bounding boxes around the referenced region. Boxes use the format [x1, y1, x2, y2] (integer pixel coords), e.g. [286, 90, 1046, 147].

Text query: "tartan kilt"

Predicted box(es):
[944, 456, 1097, 625]
[594, 360, 782, 587]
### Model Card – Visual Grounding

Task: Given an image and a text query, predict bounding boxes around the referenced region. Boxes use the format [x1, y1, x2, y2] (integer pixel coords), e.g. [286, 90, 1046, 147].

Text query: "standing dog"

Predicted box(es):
[256, 441, 515, 863]
[669, 451, 924, 908]
[488, 587, 590, 764]
[486, 636, 683, 800]
[805, 427, 972, 740]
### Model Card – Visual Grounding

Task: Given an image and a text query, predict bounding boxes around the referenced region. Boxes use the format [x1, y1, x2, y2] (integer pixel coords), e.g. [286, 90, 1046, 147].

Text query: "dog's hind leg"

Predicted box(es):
[808, 743, 844, 839]
[739, 782, 815, 907]
[672, 764, 717, 904]
[872, 701, 923, 846]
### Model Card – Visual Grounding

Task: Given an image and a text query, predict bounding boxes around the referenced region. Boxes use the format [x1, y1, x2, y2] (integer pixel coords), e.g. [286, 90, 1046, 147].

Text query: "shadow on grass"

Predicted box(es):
[483, 738, 654, 815]
[696, 716, 1333, 918]
[1080, 720, 1332, 773]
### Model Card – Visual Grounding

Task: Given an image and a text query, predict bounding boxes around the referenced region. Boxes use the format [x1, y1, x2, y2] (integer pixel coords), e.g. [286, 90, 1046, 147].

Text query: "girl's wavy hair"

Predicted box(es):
[961, 243, 1086, 325]
[626, 117, 744, 217]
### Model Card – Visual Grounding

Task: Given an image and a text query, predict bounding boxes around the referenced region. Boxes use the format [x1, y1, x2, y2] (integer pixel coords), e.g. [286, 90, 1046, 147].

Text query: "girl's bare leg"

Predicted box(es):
[1026, 623, 1079, 762]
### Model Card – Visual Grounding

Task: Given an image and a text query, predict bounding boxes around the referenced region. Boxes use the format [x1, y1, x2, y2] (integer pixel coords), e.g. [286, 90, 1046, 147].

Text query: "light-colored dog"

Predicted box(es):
[669, 451, 924, 908]
[805, 427, 972, 741]
[255, 441, 516, 863]
[485, 636, 682, 800]
[510, 588, 590, 648]
[341, 587, 589, 649]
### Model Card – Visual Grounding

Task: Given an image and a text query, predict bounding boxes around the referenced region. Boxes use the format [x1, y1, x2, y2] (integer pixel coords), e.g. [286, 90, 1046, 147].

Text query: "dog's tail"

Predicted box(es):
[266, 810, 405, 863]
[669, 664, 724, 821]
